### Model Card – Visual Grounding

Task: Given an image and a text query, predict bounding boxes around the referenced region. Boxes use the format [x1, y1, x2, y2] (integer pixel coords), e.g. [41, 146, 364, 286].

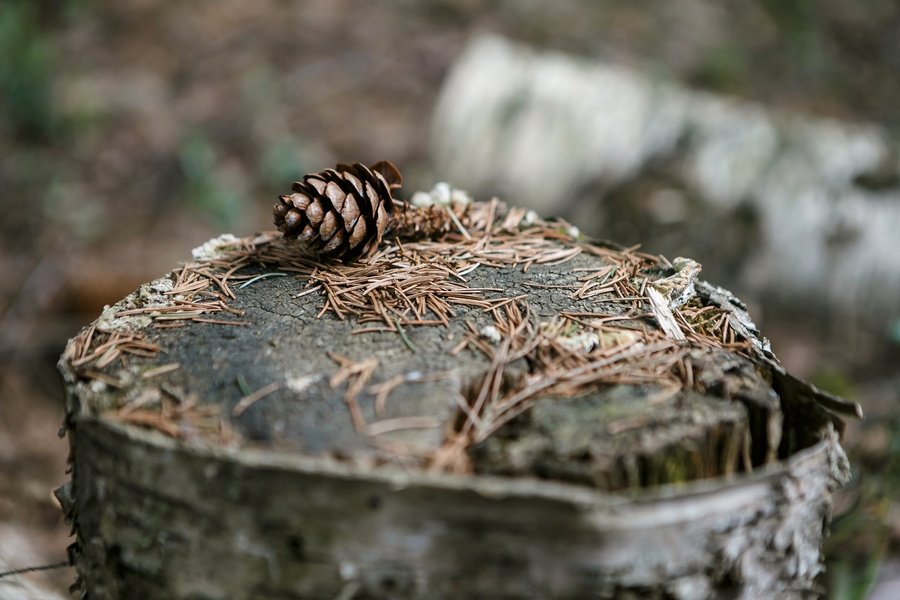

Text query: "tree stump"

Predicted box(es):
[57, 200, 860, 600]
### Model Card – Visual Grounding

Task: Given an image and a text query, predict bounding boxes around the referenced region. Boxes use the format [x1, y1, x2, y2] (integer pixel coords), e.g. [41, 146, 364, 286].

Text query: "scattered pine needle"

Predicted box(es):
[236, 374, 252, 396]
[141, 363, 181, 380]
[366, 416, 444, 437]
[239, 272, 287, 288]
[232, 382, 281, 417]
[394, 316, 418, 353]
[192, 317, 249, 326]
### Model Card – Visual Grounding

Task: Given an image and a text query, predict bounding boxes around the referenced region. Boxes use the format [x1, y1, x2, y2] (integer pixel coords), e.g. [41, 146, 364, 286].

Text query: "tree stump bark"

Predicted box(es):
[57, 201, 859, 600]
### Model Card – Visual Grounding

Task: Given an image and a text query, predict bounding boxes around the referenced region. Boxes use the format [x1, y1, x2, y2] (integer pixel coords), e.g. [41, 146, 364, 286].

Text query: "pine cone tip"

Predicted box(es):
[369, 160, 402, 189]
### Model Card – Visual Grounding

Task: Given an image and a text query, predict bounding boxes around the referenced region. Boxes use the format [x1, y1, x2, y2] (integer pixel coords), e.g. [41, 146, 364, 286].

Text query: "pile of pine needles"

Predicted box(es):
[66, 199, 759, 469]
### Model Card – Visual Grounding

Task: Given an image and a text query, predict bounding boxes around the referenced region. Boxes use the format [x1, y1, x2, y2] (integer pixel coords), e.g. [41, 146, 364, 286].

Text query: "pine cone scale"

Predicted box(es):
[319, 211, 337, 241]
[343, 172, 364, 197]
[348, 217, 367, 247]
[306, 199, 324, 227]
[290, 193, 310, 211]
[282, 209, 300, 230]
[369, 160, 402, 189]
[341, 195, 361, 228]
[303, 177, 326, 195]
[375, 200, 389, 245]
[298, 224, 316, 243]
[324, 181, 345, 209]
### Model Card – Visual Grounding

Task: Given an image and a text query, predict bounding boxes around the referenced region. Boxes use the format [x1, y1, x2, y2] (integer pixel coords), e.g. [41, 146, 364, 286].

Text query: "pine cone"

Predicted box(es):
[273, 160, 402, 261]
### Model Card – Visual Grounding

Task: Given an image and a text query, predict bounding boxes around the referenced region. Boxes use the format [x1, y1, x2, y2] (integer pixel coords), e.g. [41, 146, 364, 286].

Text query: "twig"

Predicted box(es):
[0, 561, 71, 579]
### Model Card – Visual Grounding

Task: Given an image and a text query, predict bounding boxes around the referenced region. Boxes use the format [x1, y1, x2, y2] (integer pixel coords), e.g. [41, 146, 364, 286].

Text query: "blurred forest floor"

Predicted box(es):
[1, 1, 898, 597]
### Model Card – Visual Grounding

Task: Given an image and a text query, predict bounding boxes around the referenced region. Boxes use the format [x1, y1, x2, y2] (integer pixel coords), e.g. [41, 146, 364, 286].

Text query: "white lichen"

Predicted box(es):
[539, 318, 641, 354]
[652, 257, 702, 308]
[192, 233, 241, 260]
[479, 325, 502, 344]
[148, 276, 175, 294]
[95, 302, 153, 332]
[285, 374, 322, 394]
[410, 182, 473, 208]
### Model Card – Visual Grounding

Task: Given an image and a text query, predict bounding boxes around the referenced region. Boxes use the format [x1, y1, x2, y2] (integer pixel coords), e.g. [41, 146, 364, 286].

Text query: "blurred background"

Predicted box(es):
[1, 1, 898, 597]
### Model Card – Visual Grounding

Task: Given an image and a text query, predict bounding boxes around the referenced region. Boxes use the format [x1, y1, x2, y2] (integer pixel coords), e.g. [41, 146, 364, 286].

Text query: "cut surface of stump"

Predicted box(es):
[57, 199, 860, 600]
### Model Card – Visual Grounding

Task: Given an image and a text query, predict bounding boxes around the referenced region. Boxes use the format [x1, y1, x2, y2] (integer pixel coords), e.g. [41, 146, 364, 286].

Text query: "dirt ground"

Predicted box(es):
[1, 1, 898, 596]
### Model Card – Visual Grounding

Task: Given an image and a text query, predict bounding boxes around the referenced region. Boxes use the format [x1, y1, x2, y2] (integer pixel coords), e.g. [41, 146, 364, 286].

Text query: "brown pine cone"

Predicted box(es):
[274, 161, 473, 261]
[273, 160, 402, 261]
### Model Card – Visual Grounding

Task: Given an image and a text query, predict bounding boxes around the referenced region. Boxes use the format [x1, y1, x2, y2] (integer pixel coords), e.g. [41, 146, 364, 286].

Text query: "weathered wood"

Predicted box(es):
[57, 210, 857, 599]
